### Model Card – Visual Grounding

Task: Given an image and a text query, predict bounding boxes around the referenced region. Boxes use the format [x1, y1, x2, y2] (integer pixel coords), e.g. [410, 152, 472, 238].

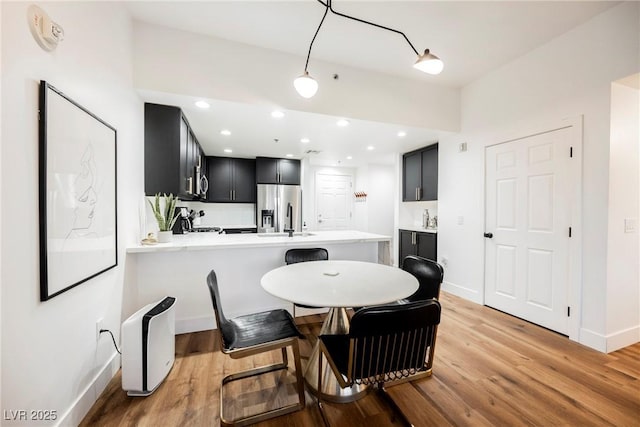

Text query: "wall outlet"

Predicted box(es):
[96, 318, 104, 342]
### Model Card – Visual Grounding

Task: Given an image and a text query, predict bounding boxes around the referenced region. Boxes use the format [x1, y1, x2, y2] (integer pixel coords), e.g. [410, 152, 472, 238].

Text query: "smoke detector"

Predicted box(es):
[27, 5, 65, 52]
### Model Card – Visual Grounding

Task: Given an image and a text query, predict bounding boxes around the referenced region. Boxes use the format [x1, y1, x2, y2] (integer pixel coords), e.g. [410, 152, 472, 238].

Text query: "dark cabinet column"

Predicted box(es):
[207, 157, 233, 202]
[402, 143, 438, 201]
[144, 103, 204, 200]
[421, 145, 438, 201]
[232, 158, 256, 203]
[403, 152, 422, 201]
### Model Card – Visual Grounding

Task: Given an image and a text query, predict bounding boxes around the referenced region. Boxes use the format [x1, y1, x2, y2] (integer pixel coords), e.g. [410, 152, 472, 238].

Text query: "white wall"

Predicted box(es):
[132, 21, 460, 133]
[1, 2, 142, 425]
[438, 1, 640, 351]
[606, 79, 640, 351]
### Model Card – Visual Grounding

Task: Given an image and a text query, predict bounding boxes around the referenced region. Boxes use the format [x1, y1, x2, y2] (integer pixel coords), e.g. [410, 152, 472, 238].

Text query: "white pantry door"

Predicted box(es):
[315, 173, 352, 230]
[484, 127, 574, 335]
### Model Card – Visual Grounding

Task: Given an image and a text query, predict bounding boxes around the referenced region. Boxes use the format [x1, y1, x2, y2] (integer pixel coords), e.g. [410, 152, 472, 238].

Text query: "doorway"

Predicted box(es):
[315, 173, 353, 230]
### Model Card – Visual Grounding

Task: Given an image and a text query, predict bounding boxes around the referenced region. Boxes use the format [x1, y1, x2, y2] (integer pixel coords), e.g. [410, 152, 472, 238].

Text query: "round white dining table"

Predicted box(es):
[261, 260, 419, 403]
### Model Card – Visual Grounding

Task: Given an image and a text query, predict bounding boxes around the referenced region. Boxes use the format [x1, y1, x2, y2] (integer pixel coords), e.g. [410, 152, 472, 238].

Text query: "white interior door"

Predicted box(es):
[315, 173, 352, 230]
[484, 127, 574, 335]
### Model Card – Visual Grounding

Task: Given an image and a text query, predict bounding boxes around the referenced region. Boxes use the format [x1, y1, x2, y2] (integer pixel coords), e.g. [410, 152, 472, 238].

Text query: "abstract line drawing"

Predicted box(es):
[39, 81, 118, 301]
[65, 144, 99, 240]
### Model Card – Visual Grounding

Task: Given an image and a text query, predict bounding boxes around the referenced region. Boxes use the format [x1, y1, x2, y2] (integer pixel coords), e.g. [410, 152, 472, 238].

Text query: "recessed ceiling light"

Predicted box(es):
[195, 100, 210, 109]
[346, 156, 353, 160]
[300, 137, 310, 143]
[397, 131, 407, 137]
[271, 110, 285, 119]
[367, 146, 375, 150]
[220, 129, 231, 136]
[336, 119, 350, 127]
[224, 148, 233, 153]
[286, 154, 294, 158]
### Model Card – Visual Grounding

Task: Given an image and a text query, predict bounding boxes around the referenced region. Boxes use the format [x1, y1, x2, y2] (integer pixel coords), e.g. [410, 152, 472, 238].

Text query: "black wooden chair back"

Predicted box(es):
[402, 255, 444, 301]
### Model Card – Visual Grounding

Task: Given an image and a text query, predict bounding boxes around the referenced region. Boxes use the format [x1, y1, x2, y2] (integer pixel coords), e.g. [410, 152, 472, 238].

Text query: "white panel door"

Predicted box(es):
[315, 173, 352, 230]
[485, 128, 573, 334]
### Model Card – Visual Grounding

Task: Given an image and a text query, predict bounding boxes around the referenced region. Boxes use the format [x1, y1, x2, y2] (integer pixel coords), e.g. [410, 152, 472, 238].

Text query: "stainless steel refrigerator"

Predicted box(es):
[257, 184, 302, 233]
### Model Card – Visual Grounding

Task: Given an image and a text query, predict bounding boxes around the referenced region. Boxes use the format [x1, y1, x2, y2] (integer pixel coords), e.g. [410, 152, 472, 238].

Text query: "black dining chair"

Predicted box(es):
[353, 255, 443, 312]
[285, 248, 329, 319]
[206, 270, 306, 427]
[317, 299, 442, 426]
[400, 255, 444, 302]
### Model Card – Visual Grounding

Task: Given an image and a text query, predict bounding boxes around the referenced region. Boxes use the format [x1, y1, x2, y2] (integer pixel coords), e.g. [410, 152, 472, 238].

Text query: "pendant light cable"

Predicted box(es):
[305, 1, 330, 72]
[316, 0, 419, 56]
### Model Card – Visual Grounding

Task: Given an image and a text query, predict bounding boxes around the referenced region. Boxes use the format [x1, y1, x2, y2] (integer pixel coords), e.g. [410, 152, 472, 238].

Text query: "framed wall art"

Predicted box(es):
[39, 81, 118, 301]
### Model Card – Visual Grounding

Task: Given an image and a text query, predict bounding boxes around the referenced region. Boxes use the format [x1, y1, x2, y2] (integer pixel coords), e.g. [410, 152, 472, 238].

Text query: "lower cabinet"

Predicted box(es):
[398, 229, 437, 267]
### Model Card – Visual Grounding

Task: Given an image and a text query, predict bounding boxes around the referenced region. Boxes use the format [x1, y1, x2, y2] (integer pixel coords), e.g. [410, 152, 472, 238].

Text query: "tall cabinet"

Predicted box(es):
[144, 103, 205, 200]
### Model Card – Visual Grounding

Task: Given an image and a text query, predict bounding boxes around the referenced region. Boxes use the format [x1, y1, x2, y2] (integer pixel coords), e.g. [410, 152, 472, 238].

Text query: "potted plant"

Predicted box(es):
[148, 193, 179, 242]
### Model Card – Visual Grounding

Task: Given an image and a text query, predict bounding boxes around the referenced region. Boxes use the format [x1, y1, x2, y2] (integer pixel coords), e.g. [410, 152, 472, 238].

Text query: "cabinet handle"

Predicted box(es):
[412, 232, 416, 245]
[233, 190, 236, 200]
[187, 177, 193, 194]
[230, 190, 233, 200]
[418, 187, 422, 200]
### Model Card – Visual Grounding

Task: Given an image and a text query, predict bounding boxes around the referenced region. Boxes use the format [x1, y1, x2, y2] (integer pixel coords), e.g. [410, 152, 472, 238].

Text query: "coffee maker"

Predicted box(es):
[171, 207, 192, 234]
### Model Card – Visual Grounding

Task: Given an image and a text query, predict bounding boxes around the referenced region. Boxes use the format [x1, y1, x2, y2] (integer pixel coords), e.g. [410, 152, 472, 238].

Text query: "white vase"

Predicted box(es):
[157, 230, 173, 243]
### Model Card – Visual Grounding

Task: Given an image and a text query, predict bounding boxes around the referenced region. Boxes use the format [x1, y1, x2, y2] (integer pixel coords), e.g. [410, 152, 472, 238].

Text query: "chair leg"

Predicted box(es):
[219, 339, 306, 427]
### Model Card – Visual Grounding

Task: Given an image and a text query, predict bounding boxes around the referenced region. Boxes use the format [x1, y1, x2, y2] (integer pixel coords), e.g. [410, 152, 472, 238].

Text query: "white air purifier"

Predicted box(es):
[121, 296, 176, 396]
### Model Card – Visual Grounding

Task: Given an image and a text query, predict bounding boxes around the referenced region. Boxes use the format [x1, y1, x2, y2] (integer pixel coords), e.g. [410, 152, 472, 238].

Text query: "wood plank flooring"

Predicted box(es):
[80, 292, 639, 426]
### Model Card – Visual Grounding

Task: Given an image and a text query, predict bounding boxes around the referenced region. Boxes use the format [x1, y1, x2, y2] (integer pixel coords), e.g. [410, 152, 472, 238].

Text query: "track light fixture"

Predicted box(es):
[294, 0, 443, 98]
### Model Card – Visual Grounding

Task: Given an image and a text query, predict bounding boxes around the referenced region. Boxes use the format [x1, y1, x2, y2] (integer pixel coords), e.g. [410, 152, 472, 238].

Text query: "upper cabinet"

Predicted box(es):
[207, 157, 256, 203]
[144, 103, 206, 200]
[402, 143, 438, 201]
[256, 157, 301, 185]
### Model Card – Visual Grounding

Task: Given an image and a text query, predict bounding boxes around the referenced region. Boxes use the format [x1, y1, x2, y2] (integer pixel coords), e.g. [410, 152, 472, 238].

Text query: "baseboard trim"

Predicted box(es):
[606, 325, 640, 353]
[442, 281, 482, 304]
[579, 328, 607, 352]
[55, 351, 120, 427]
[176, 316, 215, 334]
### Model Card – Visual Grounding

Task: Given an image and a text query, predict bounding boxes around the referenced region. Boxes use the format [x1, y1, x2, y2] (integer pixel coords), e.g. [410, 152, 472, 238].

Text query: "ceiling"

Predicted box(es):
[128, 1, 617, 164]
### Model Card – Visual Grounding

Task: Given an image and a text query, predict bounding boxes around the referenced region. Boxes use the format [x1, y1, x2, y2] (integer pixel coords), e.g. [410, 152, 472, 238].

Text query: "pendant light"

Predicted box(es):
[413, 49, 444, 75]
[294, 1, 329, 98]
[294, 71, 319, 98]
[294, 0, 443, 99]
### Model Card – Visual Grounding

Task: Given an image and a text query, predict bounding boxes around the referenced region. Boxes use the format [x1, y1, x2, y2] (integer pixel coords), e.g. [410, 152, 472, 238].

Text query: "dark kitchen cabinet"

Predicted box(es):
[398, 229, 437, 267]
[206, 157, 256, 203]
[145, 103, 204, 200]
[256, 157, 300, 185]
[403, 143, 438, 201]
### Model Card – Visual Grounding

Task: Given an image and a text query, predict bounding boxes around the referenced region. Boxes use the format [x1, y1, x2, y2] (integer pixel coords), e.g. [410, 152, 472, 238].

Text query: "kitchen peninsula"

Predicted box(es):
[126, 230, 390, 333]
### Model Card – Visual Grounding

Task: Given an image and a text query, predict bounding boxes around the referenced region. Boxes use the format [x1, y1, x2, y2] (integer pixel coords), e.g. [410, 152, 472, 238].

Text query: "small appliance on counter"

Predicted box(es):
[171, 208, 209, 234]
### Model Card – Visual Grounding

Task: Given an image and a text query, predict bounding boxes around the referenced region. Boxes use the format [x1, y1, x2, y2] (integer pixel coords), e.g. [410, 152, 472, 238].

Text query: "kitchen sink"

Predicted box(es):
[257, 232, 315, 237]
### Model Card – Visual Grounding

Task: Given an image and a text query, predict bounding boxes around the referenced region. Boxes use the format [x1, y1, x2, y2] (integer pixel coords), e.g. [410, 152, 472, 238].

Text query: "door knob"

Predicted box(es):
[484, 232, 493, 238]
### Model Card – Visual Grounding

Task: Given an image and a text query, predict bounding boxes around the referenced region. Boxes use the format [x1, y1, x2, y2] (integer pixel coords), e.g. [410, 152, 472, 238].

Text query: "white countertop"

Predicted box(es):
[398, 225, 438, 233]
[127, 230, 391, 253]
